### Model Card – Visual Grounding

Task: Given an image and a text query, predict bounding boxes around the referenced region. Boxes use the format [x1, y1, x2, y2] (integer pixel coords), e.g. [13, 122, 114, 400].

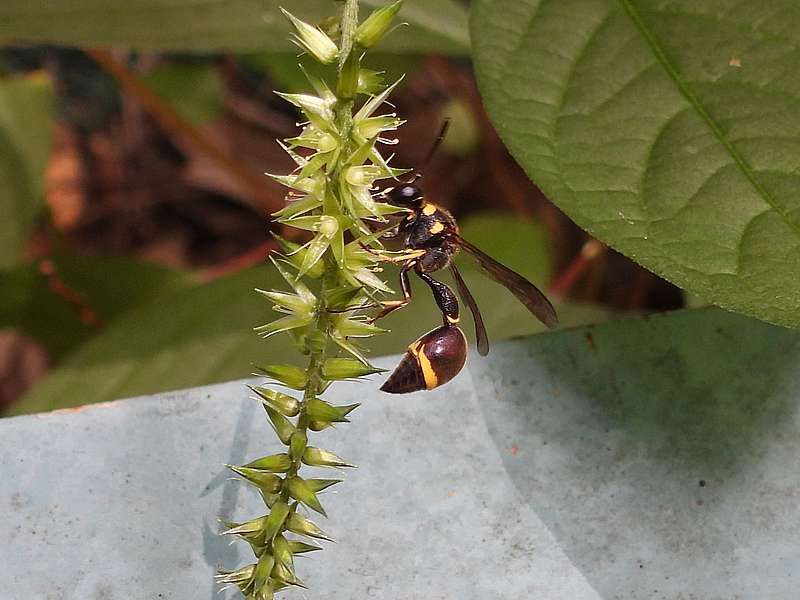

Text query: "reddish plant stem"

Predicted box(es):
[38, 259, 103, 328]
[86, 48, 284, 213]
[550, 238, 607, 296]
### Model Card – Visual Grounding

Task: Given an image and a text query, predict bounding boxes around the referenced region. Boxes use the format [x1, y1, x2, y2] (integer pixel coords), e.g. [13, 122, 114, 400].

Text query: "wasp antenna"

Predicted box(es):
[405, 118, 451, 184]
[423, 118, 450, 166]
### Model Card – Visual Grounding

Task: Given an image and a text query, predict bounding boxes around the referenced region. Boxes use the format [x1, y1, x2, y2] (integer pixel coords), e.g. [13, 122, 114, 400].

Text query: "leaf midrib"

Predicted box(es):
[618, 0, 800, 240]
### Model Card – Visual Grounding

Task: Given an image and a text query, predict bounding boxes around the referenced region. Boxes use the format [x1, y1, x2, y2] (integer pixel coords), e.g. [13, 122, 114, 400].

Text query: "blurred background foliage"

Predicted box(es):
[0, 0, 683, 415]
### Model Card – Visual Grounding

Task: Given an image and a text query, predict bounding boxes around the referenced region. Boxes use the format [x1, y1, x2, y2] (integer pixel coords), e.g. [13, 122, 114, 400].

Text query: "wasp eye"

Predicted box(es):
[385, 183, 421, 206]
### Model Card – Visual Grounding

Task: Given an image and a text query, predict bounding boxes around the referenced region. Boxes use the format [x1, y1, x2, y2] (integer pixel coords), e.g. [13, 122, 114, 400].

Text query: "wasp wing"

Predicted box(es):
[451, 234, 558, 329]
[449, 263, 489, 356]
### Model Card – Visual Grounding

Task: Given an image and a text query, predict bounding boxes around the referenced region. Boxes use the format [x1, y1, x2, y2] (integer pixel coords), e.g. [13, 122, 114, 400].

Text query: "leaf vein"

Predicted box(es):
[638, 106, 689, 226]
[618, 0, 800, 239]
[552, 8, 616, 195]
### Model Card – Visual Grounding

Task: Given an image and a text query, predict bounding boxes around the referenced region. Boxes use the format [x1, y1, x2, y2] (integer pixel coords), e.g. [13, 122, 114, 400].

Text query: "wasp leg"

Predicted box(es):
[378, 224, 403, 240]
[381, 249, 427, 264]
[368, 264, 414, 324]
[374, 211, 415, 239]
[415, 270, 460, 326]
[359, 243, 427, 264]
[327, 303, 377, 314]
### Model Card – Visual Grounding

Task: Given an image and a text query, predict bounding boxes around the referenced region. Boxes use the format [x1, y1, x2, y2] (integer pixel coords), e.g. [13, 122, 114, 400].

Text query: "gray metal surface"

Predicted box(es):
[1, 308, 799, 599]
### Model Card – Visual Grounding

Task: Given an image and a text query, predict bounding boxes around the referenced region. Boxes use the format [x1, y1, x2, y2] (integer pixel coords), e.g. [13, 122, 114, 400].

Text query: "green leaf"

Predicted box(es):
[0, 74, 53, 268]
[8, 266, 284, 415]
[0, 254, 188, 360]
[472, 0, 800, 328]
[10, 258, 611, 415]
[455, 212, 552, 285]
[0, 1, 469, 54]
[141, 63, 224, 126]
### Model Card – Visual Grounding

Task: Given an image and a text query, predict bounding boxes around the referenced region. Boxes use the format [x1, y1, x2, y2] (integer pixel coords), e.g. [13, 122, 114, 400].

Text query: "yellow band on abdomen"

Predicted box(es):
[409, 340, 438, 390]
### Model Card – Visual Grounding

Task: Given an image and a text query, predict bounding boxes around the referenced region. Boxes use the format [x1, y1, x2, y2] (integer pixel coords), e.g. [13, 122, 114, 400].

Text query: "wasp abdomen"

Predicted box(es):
[380, 325, 467, 394]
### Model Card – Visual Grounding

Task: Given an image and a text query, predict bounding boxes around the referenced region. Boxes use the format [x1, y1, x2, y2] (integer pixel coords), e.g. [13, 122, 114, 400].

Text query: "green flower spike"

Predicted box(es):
[219, 1, 407, 597]
[281, 8, 339, 64]
[356, 0, 404, 48]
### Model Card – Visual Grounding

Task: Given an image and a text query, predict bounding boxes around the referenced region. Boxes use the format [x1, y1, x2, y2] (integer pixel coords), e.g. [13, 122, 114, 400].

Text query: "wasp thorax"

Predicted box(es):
[380, 325, 467, 394]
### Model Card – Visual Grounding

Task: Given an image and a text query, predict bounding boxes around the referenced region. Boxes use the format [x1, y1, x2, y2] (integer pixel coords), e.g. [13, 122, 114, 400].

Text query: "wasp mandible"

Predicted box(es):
[371, 123, 558, 394]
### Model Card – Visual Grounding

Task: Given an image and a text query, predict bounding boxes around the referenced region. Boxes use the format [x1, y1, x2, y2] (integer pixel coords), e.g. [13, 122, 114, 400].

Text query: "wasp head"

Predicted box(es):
[384, 182, 423, 207]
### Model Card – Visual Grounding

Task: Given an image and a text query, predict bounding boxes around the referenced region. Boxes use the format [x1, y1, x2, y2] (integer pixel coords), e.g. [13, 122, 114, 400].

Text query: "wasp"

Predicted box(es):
[371, 125, 558, 394]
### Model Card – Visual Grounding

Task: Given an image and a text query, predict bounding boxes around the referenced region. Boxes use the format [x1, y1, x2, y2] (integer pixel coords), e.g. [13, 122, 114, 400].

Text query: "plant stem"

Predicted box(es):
[338, 0, 360, 72]
[270, 0, 360, 536]
[280, 274, 331, 500]
[334, 0, 359, 140]
[289, 0, 362, 449]
[549, 238, 606, 296]
[220, 2, 409, 594]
